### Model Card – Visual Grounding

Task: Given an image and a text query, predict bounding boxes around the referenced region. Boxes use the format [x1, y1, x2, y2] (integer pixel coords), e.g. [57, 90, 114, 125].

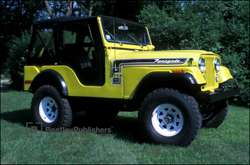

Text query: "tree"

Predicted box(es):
[0, 0, 45, 73]
[95, 0, 144, 21]
[74, 0, 101, 16]
[6, 29, 32, 90]
[43, 0, 103, 18]
[137, 1, 249, 105]
[44, 0, 73, 17]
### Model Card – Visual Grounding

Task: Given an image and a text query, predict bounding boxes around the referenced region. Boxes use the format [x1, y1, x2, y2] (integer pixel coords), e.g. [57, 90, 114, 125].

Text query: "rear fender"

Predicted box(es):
[29, 70, 68, 96]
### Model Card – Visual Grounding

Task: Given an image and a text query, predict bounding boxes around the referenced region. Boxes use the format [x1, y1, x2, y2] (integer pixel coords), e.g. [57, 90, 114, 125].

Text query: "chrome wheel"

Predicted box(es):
[151, 104, 184, 137]
[39, 97, 58, 123]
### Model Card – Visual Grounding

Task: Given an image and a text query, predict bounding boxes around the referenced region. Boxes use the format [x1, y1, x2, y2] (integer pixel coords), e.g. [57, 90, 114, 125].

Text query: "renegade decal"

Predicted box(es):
[113, 58, 188, 73]
[154, 59, 183, 64]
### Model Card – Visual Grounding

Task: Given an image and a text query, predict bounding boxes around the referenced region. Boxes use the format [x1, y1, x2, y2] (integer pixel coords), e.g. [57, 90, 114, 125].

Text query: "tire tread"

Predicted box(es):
[31, 85, 72, 128]
[138, 88, 202, 147]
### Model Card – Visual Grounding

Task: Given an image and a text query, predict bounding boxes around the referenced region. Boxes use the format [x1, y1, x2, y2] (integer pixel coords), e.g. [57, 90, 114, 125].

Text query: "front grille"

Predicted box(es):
[204, 57, 216, 88]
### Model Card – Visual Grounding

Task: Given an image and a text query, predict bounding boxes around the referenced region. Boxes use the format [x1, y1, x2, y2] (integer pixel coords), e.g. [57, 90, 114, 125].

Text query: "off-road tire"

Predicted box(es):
[202, 101, 228, 128]
[31, 85, 73, 129]
[138, 88, 202, 147]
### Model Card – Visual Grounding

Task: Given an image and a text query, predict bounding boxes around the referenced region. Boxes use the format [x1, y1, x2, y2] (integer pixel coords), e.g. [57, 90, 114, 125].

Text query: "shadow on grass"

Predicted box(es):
[73, 112, 145, 144]
[0, 83, 21, 94]
[1, 109, 145, 144]
[1, 109, 31, 127]
[0, 84, 13, 93]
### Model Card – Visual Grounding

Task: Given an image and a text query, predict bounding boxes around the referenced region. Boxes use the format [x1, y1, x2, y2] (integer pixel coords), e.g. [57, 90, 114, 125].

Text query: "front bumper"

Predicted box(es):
[196, 85, 241, 103]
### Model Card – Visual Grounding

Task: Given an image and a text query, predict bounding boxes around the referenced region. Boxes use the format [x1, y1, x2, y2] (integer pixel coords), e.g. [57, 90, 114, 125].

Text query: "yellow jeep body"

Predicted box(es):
[24, 16, 238, 105]
[24, 15, 241, 147]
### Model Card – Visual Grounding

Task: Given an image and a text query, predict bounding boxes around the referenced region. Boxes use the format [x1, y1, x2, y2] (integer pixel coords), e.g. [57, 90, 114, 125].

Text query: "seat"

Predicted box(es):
[75, 49, 92, 69]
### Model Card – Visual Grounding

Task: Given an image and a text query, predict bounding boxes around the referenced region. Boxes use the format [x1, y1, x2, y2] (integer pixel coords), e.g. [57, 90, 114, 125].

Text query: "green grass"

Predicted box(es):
[1, 89, 249, 164]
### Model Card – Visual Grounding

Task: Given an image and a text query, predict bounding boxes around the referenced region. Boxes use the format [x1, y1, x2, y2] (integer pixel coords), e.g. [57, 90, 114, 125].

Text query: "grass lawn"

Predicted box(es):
[1, 89, 249, 164]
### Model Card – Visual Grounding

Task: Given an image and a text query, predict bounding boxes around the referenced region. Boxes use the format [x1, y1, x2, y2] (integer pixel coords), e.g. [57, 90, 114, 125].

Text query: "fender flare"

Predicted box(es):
[133, 72, 200, 99]
[29, 70, 68, 96]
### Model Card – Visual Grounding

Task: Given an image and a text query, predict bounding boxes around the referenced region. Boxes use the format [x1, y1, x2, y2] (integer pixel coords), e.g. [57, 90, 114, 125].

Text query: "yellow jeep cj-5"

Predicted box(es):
[24, 16, 240, 147]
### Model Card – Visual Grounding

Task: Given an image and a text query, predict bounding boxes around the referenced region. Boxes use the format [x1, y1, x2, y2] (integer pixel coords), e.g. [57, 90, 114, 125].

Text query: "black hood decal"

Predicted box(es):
[113, 58, 188, 73]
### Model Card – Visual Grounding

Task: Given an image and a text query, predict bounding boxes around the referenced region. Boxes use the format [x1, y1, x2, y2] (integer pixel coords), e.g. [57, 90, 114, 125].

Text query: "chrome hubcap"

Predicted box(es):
[151, 104, 184, 137]
[39, 97, 58, 123]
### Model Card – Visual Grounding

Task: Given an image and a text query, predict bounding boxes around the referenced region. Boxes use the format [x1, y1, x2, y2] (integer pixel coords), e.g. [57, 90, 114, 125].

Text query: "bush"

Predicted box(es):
[6, 28, 32, 90]
[137, 1, 249, 105]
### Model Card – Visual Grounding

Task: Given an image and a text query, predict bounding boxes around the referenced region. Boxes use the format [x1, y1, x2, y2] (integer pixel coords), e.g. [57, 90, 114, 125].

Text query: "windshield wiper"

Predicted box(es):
[128, 34, 143, 48]
[104, 29, 122, 46]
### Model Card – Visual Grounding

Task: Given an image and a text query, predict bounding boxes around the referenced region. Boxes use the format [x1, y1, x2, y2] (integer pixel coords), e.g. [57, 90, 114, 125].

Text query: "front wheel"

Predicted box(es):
[31, 85, 73, 129]
[138, 88, 202, 147]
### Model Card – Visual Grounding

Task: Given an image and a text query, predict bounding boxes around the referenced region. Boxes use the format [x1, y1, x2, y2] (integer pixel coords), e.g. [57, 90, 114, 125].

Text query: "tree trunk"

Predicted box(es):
[88, 0, 100, 16]
[44, 0, 55, 18]
[88, 0, 94, 16]
[65, 0, 73, 16]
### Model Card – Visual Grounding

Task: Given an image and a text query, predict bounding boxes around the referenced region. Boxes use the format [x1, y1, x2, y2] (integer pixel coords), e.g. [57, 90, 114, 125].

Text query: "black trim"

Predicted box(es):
[196, 88, 241, 103]
[133, 72, 200, 100]
[34, 15, 147, 27]
[139, 72, 198, 84]
[29, 70, 68, 96]
[113, 58, 188, 73]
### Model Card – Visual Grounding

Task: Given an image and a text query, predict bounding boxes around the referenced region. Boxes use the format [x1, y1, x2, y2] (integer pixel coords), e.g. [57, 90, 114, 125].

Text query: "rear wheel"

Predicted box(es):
[31, 85, 73, 129]
[138, 88, 202, 147]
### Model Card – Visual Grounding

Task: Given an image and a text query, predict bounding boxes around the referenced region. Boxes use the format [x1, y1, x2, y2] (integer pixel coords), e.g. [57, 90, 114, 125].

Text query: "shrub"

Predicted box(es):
[137, 1, 249, 105]
[6, 28, 32, 90]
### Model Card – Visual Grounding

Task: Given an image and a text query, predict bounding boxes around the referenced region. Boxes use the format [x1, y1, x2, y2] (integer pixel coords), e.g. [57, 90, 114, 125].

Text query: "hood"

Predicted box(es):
[111, 50, 220, 73]
[119, 50, 215, 59]
[111, 50, 218, 73]
[113, 50, 218, 65]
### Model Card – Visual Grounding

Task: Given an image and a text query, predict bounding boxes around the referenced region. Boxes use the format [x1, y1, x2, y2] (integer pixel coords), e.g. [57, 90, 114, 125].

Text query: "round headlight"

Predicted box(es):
[214, 58, 220, 72]
[198, 58, 206, 73]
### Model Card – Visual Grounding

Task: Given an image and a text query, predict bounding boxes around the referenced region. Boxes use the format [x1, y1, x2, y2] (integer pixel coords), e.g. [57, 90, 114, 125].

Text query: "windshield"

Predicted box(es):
[101, 18, 151, 46]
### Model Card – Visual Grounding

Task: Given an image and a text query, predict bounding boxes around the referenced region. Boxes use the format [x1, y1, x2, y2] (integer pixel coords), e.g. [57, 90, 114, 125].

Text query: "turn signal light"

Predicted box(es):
[172, 69, 185, 73]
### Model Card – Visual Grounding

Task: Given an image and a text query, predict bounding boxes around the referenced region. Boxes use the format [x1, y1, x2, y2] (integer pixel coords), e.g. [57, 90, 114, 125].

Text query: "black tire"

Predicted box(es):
[138, 88, 202, 147]
[31, 85, 73, 129]
[202, 101, 228, 128]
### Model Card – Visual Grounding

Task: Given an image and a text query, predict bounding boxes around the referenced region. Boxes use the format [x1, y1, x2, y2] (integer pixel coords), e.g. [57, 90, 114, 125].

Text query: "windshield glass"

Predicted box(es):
[101, 18, 151, 46]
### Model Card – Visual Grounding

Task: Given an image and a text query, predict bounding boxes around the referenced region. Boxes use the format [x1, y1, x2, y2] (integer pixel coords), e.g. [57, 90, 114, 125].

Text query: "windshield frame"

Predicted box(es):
[101, 18, 151, 46]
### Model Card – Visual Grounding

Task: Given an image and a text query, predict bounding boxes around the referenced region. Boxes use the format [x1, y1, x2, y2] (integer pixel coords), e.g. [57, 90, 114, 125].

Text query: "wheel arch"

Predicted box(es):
[133, 72, 202, 102]
[29, 69, 68, 96]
